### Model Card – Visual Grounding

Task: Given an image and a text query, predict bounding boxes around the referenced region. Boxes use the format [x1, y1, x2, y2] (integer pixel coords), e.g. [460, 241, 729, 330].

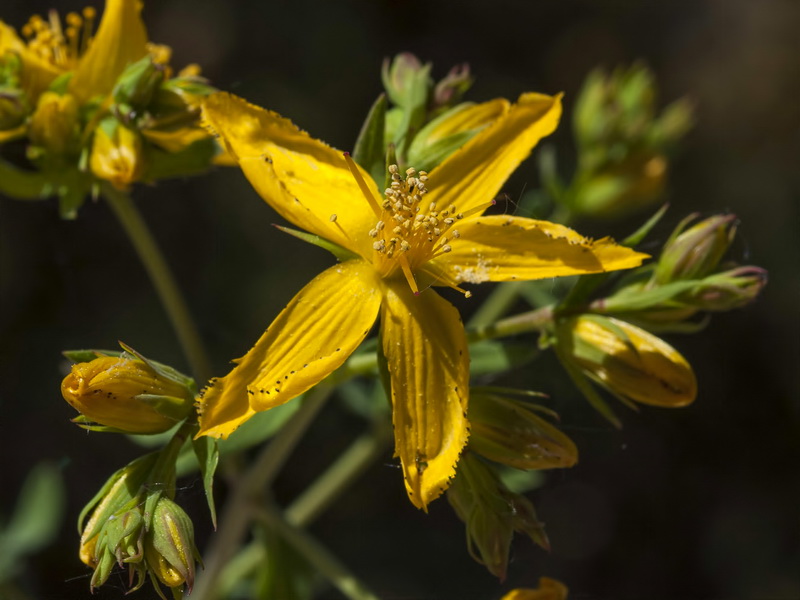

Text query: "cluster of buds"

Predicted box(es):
[78, 454, 200, 599]
[447, 389, 578, 579]
[564, 64, 693, 219]
[594, 214, 767, 331]
[0, 0, 221, 217]
[61, 345, 196, 434]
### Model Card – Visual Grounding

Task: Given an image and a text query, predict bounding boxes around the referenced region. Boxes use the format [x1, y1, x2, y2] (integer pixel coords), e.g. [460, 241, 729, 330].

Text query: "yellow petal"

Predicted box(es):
[380, 281, 469, 510]
[202, 92, 377, 257]
[427, 215, 648, 284]
[69, 0, 149, 102]
[0, 124, 26, 144]
[197, 260, 381, 439]
[425, 93, 562, 216]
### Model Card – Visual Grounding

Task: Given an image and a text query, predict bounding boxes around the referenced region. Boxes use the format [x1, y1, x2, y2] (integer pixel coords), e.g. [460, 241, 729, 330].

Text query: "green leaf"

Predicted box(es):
[192, 437, 219, 529]
[469, 340, 538, 375]
[352, 93, 387, 185]
[62, 348, 120, 363]
[621, 203, 670, 247]
[496, 466, 545, 495]
[0, 463, 65, 580]
[555, 345, 621, 428]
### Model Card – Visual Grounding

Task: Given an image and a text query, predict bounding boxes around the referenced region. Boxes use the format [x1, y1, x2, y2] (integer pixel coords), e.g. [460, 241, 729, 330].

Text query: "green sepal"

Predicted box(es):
[273, 224, 359, 262]
[143, 137, 216, 181]
[496, 466, 545, 495]
[0, 160, 50, 200]
[136, 394, 195, 422]
[62, 348, 120, 363]
[554, 343, 621, 428]
[352, 93, 387, 185]
[47, 72, 73, 95]
[192, 436, 219, 529]
[469, 339, 538, 375]
[621, 203, 670, 247]
[118, 341, 197, 395]
[598, 279, 700, 313]
[112, 55, 164, 110]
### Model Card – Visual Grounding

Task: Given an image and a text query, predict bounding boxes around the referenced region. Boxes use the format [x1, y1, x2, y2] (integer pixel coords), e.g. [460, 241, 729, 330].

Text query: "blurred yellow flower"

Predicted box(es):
[501, 577, 569, 600]
[198, 92, 648, 509]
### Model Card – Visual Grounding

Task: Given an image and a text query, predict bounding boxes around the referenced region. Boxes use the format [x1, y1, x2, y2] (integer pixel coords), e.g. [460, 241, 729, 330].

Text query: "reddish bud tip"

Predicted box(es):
[343, 151, 351, 157]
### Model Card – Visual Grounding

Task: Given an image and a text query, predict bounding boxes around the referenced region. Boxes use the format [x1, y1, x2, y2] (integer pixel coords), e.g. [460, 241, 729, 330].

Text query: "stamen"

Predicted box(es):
[343, 152, 382, 218]
[457, 198, 497, 220]
[398, 255, 420, 295]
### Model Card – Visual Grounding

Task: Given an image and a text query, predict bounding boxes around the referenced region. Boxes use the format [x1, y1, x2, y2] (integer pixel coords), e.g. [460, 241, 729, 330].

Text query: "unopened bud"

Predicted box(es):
[469, 392, 578, 470]
[447, 453, 549, 581]
[28, 91, 79, 155]
[686, 266, 767, 311]
[556, 315, 696, 408]
[381, 52, 431, 109]
[654, 213, 737, 284]
[432, 62, 472, 110]
[89, 118, 145, 189]
[144, 497, 200, 592]
[61, 352, 195, 434]
[112, 55, 165, 113]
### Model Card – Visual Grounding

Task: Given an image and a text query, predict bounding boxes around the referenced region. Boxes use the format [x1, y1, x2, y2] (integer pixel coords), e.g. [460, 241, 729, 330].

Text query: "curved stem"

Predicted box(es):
[101, 184, 211, 382]
[256, 503, 381, 600]
[191, 386, 332, 600]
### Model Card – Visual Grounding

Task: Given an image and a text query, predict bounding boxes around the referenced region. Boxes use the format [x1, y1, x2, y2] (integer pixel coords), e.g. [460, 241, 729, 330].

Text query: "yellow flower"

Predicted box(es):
[61, 354, 194, 434]
[557, 315, 697, 407]
[501, 577, 569, 600]
[0, 0, 147, 103]
[198, 92, 648, 509]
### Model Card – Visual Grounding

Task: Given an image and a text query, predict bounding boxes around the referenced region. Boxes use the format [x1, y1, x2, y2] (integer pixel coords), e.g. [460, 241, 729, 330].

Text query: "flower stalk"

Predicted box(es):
[101, 183, 211, 382]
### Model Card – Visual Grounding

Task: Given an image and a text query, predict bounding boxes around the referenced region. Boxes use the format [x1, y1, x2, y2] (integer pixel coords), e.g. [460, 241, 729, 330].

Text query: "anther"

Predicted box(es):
[329, 214, 337, 222]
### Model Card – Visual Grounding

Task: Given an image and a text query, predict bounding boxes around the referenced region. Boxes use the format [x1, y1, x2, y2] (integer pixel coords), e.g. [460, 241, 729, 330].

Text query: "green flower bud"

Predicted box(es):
[61, 350, 195, 434]
[112, 55, 166, 117]
[381, 52, 431, 109]
[144, 497, 200, 593]
[654, 213, 737, 284]
[447, 454, 549, 581]
[469, 392, 578, 470]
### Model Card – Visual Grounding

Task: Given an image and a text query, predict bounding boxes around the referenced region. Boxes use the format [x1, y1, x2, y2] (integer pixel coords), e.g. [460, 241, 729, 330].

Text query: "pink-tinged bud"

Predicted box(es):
[381, 52, 430, 108]
[654, 213, 737, 284]
[432, 62, 472, 109]
[687, 266, 767, 311]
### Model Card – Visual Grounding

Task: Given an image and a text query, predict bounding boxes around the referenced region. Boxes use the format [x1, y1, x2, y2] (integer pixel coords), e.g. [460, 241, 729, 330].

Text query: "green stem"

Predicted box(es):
[101, 184, 211, 382]
[256, 504, 381, 600]
[0, 159, 49, 199]
[191, 386, 332, 600]
[285, 421, 392, 527]
[468, 282, 522, 328]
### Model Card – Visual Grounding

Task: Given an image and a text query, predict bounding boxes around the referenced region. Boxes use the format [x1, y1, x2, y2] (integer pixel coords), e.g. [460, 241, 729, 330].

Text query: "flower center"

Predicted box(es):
[343, 153, 492, 295]
[20, 8, 97, 70]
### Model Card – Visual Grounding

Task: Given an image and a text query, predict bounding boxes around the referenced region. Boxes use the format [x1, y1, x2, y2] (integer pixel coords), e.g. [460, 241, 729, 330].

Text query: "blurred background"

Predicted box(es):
[1, 0, 798, 598]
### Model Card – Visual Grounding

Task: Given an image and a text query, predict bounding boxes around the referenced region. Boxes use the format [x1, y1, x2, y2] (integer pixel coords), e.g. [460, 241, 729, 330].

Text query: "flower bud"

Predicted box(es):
[61, 354, 195, 434]
[448, 454, 549, 581]
[89, 117, 145, 188]
[28, 91, 79, 155]
[556, 315, 696, 408]
[501, 578, 569, 600]
[144, 497, 200, 592]
[654, 214, 737, 284]
[113, 55, 166, 114]
[685, 266, 767, 311]
[381, 52, 431, 109]
[469, 392, 578, 470]
[432, 62, 472, 111]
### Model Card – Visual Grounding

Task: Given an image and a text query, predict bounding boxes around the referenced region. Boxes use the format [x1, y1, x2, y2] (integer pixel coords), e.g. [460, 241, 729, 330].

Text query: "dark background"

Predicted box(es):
[1, 0, 798, 598]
